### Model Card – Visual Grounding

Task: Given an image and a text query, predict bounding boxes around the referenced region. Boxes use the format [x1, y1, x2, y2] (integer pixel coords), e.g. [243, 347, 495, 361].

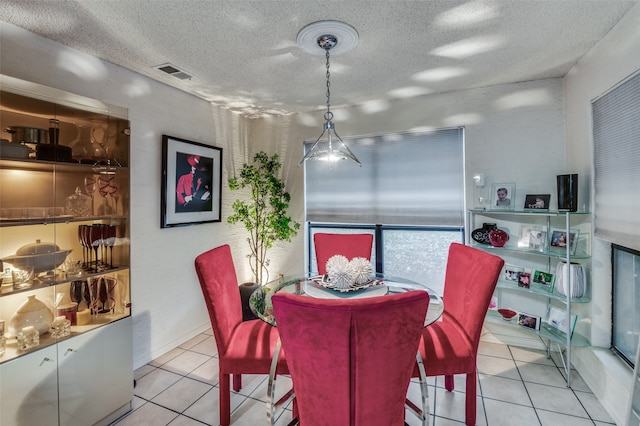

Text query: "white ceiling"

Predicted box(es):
[1, 1, 637, 118]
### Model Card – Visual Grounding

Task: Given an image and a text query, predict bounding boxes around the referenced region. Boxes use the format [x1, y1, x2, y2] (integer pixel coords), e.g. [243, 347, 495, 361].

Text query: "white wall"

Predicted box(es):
[564, 3, 640, 424]
[0, 21, 255, 367]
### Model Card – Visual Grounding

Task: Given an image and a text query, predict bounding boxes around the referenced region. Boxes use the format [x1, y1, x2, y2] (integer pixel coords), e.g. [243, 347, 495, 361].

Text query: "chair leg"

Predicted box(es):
[220, 373, 231, 426]
[465, 372, 476, 426]
[444, 374, 455, 391]
[233, 373, 242, 392]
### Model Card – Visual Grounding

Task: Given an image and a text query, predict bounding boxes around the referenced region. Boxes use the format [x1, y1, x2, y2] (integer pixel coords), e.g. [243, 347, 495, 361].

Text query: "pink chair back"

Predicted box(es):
[313, 233, 374, 275]
[194, 244, 243, 354]
[272, 290, 429, 426]
[441, 242, 505, 356]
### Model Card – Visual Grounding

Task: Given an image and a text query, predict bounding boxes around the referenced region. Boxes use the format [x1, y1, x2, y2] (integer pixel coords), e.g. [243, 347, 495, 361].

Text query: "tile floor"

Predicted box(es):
[112, 328, 616, 426]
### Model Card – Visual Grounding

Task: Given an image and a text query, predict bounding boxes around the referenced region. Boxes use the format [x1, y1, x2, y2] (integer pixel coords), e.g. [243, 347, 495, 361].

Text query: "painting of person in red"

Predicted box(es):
[175, 154, 213, 212]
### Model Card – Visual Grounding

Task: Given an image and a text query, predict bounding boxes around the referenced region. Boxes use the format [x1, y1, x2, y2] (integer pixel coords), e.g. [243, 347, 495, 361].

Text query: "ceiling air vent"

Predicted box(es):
[153, 63, 193, 80]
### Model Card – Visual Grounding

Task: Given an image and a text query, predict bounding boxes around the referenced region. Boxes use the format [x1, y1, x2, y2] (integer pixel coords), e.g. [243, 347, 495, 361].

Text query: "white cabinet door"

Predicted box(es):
[0, 345, 59, 426]
[57, 317, 133, 426]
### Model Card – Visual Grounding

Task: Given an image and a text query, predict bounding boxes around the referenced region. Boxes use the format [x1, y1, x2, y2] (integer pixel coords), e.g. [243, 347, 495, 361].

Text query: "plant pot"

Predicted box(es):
[239, 282, 260, 321]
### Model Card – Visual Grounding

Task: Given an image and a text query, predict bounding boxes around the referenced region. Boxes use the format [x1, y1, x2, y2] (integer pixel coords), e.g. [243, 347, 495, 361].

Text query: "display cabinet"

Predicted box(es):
[468, 208, 591, 387]
[0, 75, 132, 425]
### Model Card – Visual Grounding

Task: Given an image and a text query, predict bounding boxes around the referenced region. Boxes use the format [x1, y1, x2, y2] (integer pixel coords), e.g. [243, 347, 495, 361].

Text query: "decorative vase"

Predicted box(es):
[471, 223, 498, 245]
[9, 295, 54, 336]
[555, 262, 585, 298]
[488, 229, 509, 247]
[239, 282, 260, 321]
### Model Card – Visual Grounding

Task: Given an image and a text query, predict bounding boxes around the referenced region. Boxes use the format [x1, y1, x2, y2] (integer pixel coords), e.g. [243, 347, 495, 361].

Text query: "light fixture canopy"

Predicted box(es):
[298, 21, 362, 167]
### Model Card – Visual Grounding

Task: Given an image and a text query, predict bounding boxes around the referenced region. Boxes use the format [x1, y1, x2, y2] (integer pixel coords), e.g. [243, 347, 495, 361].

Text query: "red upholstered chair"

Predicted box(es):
[415, 242, 504, 426]
[195, 244, 289, 426]
[313, 233, 374, 275]
[272, 290, 430, 426]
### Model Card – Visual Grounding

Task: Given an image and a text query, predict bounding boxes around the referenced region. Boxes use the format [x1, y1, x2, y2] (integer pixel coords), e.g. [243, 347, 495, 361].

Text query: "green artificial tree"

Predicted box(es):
[228, 151, 300, 284]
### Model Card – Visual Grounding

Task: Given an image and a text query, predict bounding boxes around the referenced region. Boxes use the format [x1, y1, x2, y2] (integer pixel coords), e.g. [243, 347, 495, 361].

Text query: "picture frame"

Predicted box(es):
[518, 225, 545, 250]
[161, 135, 223, 228]
[517, 313, 541, 331]
[523, 194, 550, 210]
[503, 264, 524, 283]
[547, 306, 577, 336]
[549, 229, 579, 255]
[491, 183, 516, 210]
[518, 271, 531, 289]
[532, 269, 554, 292]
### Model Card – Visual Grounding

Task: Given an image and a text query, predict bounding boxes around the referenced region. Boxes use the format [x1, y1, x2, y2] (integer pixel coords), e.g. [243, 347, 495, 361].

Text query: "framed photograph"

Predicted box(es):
[547, 306, 577, 336]
[491, 183, 516, 210]
[517, 313, 541, 331]
[161, 135, 223, 228]
[503, 265, 524, 282]
[518, 272, 531, 289]
[518, 225, 545, 250]
[532, 269, 554, 292]
[549, 229, 579, 255]
[524, 194, 550, 210]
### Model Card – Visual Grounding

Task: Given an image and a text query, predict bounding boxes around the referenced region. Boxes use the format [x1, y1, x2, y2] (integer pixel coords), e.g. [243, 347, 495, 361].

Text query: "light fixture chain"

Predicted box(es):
[325, 48, 331, 115]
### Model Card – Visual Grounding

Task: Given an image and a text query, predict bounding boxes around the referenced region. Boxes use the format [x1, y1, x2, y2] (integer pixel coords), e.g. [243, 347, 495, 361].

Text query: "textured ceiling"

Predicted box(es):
[0, 1, 637, 117]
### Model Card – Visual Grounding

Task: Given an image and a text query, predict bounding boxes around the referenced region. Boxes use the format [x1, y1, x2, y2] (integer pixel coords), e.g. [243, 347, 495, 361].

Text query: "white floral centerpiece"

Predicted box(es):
[325, 255, 373, 289]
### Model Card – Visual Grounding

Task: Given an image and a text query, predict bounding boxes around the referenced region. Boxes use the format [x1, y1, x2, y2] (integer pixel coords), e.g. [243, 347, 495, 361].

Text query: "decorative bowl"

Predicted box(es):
[1, 240, 72, 273]
[498, 308, 517, 321]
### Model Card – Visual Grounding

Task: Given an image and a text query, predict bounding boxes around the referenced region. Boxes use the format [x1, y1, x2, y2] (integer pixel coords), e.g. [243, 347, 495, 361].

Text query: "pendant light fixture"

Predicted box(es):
[297, 21, 362, 166]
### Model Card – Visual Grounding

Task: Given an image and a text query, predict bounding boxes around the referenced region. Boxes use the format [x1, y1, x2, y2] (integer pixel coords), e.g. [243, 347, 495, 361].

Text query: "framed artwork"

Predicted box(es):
[518, 271, 531, 289]
[517, 313, 541, 331]
[547, 306, 577, 336]
[532, 269, 554, 292]
[524, 194, 550, 210]
[503, 264, 524, 282]
[549, 229, 579, 255]
[491, 183, 516, 210]
[161, 135, 222, 228]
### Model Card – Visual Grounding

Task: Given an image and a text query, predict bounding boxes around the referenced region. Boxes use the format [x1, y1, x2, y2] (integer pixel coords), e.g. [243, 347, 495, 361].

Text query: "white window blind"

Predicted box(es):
[304, 128, 464, 226]
[592, 70, 640, 251]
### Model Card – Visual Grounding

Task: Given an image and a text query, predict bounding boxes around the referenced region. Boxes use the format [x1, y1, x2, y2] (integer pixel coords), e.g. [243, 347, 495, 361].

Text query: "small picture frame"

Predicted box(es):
[488, 295, 498, 311]
[547, 306, 577, 336]
[524, 194, 550, 210]
[518, 272, 531, 289]
[503, 265, 524, 282]
[491, 183, 516, 210]
[532, 270, 554, 292]
[518, 313, 541, 331]
[518, 225, 545, 250]
[549, 229, 579, 255]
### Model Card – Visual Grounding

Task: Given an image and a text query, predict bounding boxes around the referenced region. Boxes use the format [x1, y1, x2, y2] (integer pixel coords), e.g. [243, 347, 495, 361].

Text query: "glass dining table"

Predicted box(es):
[249, 273, 444, 426]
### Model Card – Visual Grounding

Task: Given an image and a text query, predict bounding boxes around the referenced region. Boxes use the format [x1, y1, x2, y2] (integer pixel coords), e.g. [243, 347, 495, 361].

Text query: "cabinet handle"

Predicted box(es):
[40, 357, 54, 366]
[64, 348, 77, 356]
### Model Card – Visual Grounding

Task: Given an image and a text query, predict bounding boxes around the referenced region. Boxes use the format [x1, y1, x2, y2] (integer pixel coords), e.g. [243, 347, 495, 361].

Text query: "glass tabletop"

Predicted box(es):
[249, 273, 444, 327]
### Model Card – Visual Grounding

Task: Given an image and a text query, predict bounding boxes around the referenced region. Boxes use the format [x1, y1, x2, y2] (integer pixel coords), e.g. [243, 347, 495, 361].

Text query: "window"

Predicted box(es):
[304, 128, 465, 294]
[612, 244, 640, 367]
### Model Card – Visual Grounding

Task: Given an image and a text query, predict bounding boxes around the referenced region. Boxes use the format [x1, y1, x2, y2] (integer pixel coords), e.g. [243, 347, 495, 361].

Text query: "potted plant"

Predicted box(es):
[228, 151, 300, 289]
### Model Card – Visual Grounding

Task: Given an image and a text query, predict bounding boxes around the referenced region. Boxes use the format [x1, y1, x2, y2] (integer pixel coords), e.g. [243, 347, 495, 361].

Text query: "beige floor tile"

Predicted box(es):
[575, 391, 615, 423]
[477, 353, 520, 380]
[537, 409, 597, 426]
[433, 387, 486, 425]
[134, 368, 183, 400]
[181, 387, 245, 425]
[483, 398, 540, 426]
[114, 401, 178, 426]
[187, 356, 220, 385]
[478, 373, 532, 406]
[525, 382, 589, 418]
[178, 333, 209, 350]
[510, 346, 555, 366]
[188, 335, 218, 356]
[133, 364, 156, 381]
[161, 350, 211, 376]
[151, 376, 212, 413]
[167, 414, 207, 426]
[149, 347, 186, 367]
[516, 361, 568, 387]
[478, 341, 513, 359]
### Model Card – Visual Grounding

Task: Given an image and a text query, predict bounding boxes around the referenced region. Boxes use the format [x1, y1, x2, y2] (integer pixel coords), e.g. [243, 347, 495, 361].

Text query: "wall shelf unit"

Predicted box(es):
[0, 75, 132, 425]
[469, 208, 591, 387]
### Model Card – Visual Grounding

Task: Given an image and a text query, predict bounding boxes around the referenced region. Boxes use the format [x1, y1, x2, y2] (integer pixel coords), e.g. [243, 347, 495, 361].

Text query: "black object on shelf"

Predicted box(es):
[557, 174, 578, 212]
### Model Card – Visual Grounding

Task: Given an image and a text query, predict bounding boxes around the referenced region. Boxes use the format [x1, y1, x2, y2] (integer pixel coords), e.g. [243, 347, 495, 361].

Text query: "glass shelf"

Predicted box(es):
[486, 310, 590, 347]
[496, 279, 591, 303]
[469, 242, 591, 260]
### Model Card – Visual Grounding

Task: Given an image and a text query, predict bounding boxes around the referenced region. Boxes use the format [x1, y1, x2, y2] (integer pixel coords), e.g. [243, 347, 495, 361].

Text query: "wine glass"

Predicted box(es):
[77, 225, 87, 269]
[98, 174, 117, 215]
[90, 224, 102, 272]
[84, 175, 96, 216]
[81, 225, 93, 270]
[103, 276, 117, 314]
[107, 225, 117, 268]
[70, 279, 87, 309]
